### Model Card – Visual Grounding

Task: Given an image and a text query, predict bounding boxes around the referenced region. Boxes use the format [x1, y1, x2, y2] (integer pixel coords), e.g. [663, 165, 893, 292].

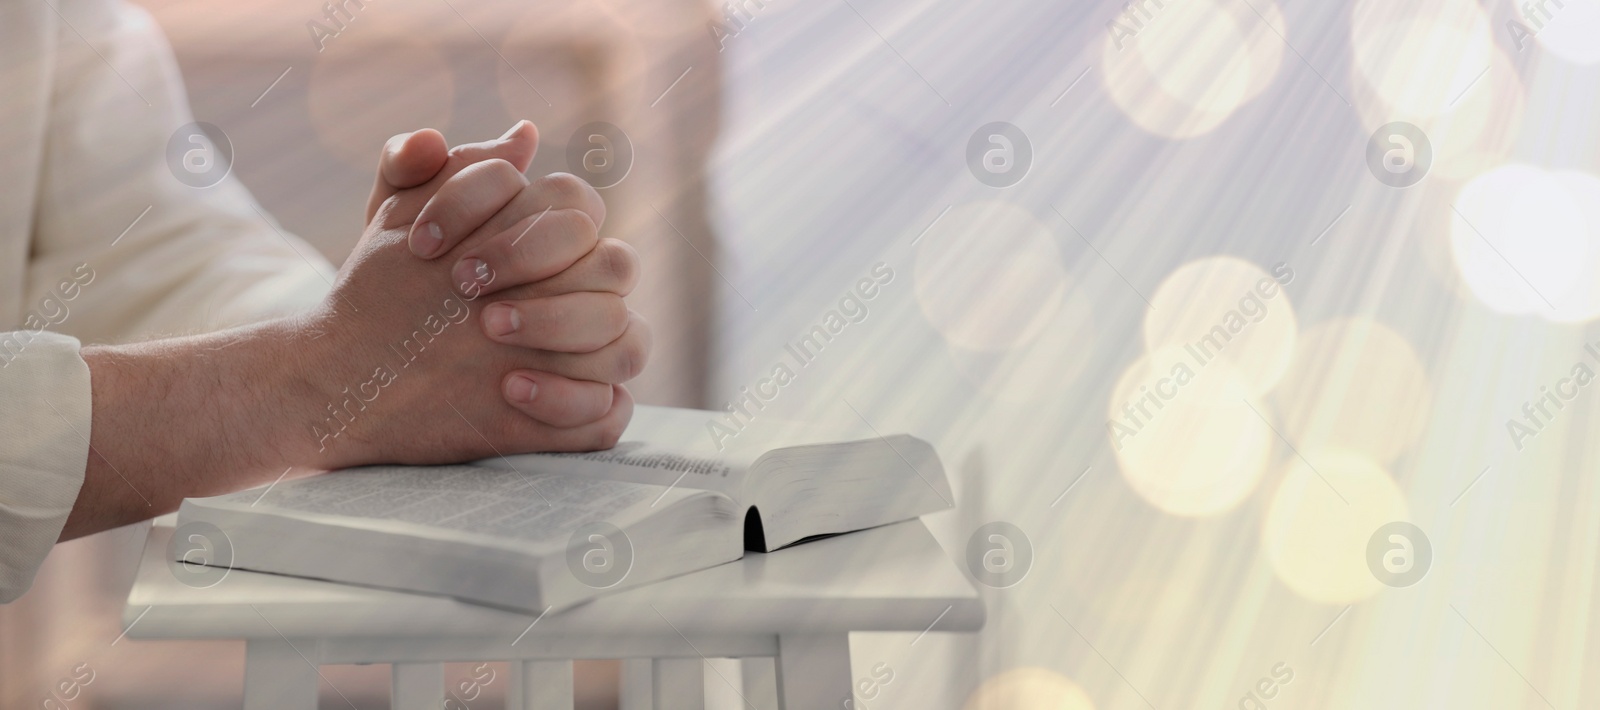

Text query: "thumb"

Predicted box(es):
[366, 129, 448, 224]
[446, 120, 539, 174]
[376, 121, 540, 231]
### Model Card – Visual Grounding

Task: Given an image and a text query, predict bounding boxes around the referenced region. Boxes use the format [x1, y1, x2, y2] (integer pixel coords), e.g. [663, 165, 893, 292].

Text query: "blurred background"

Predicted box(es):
[6, 0, 1600, 706]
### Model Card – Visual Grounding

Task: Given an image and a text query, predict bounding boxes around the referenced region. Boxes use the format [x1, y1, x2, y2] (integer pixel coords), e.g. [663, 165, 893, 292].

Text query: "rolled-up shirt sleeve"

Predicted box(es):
[0, 0, 335, 604]
[0, 332, 91, 603]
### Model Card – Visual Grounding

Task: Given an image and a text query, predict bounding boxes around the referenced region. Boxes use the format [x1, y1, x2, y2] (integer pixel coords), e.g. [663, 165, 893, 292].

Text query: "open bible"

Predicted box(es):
[176, 406, 952, 613]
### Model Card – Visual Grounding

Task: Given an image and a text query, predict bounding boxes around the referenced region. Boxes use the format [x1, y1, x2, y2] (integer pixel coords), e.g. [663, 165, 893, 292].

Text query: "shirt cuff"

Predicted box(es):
[0, 331, 91, 603]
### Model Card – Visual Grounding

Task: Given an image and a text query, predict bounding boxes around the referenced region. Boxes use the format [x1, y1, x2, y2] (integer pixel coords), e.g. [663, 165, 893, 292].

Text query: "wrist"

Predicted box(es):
[74, 315, 329, 528]
[257, 308, 364, 472]
[190, 315, 330, 477]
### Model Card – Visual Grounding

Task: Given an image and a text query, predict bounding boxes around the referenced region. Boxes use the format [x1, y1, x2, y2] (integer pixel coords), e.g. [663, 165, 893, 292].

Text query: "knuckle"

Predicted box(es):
[525, 299, 563, 334]
[573, 379, 610, 415]
[625, 354, 644, 383]
[598, 296, 631, 340]
[595, 408, 627, 448]
[428, 190, 469, 222]
[535, 172, 593, 206]
[605, 349, 633, 384]
[547, 208, 598, 244]
[596, 239, 640, 292]
[376, 194, 406, 225]
[480, 158, 526, 186]
[600, 316, 650, 383]
[622, 324, 650, 382]
[454, 158, 520, 191]
[591, 341, 633, 384]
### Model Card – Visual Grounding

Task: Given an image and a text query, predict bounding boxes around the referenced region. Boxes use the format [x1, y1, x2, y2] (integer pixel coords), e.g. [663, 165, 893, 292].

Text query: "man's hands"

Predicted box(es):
[298, 122, 649, 468]
[65, 122, 649, 539]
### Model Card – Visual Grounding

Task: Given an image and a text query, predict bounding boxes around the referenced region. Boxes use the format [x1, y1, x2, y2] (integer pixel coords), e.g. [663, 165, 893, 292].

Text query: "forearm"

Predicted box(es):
[61, 317, 322, 540]
[49, 125, 642, 543]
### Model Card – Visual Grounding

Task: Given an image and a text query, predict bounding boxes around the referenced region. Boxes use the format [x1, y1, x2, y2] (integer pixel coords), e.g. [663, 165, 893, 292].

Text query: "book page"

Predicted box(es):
[484, 405, 888, 497]
[747, 434, 954, 551]
[492, 442, 749, 495]
[219, 466, 680, 543]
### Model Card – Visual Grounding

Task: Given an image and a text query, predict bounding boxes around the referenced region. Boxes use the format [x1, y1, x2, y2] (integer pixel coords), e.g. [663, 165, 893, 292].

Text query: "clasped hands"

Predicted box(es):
[300, 121, 648, 469]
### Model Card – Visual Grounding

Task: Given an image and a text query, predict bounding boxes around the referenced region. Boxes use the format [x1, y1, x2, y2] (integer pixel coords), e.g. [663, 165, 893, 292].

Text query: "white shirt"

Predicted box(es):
[0, 0, 333, 602]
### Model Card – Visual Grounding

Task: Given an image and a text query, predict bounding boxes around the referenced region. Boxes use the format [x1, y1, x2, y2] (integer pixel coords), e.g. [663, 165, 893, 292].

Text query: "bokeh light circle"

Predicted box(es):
[1100, 0, 1285, 138]
[1273, 319, 1432, 463]
[1262, 449, 1409, 605]
[1143, 257, 1298, 397]
[914, 201, 1068, 351]
[1348, 0, 1521, 180]
[496, 5, 646, 127]
[964, 667, 1096, 710]
[1451, 165, 1600, 320]
[1350, 1, 1493, 119]
[308, 36, 455, 170]
[1108, 348, 1274, 517]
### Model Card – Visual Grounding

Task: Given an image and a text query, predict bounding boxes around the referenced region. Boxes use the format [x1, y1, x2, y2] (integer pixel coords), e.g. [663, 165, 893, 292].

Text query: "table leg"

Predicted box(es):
[774, 634, 851, 710]
[702, 658, 749, 710]
[508, 660, 574, 709]
[739, 657, 779, 710]
[653, 657, 706, 709]
[391, 662, 443, 710]
[620, 658, 654, 710]
[243, 639, 317, 710]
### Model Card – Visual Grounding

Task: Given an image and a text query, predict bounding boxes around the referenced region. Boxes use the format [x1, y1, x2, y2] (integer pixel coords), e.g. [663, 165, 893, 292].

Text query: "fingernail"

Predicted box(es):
[505, 374, 537, 403]
[486, 303, 520, 337]
[412, 221, 443, 256]
[499, 120, 527, 141]
[386, 131, 413, 156]
[453, 257, 491, 294]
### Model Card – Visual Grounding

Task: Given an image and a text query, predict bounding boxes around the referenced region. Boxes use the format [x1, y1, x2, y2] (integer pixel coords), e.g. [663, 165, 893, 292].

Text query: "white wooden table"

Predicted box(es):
[123, 519, 982, 709]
